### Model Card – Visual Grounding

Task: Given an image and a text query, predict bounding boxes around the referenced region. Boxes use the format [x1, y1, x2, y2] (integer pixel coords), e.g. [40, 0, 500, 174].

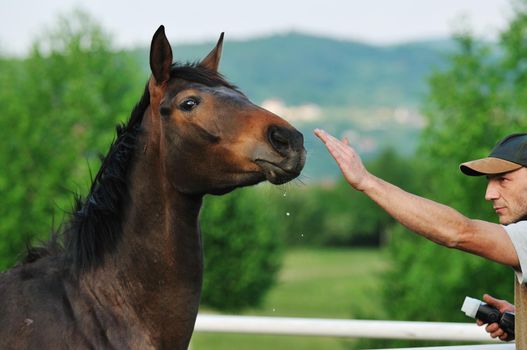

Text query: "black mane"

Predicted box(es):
[24, 63, 236, 272]
[63, 84, 149, 271]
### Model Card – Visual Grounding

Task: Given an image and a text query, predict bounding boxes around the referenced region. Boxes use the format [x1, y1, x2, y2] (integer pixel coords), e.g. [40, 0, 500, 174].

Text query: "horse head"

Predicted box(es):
[145, 26, 306, 195]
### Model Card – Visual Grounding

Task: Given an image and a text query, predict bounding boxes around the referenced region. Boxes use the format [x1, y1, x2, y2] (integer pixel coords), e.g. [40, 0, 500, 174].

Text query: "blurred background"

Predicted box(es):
[1, 0, 526, 348]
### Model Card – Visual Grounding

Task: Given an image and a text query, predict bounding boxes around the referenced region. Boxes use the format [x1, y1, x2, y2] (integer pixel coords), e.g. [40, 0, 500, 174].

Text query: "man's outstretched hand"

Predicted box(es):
[314, 129, 371, 191]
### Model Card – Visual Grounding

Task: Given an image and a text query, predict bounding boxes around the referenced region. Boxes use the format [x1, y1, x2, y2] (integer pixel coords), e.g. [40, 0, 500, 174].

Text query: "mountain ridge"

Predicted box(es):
[130, 31, 454, 108]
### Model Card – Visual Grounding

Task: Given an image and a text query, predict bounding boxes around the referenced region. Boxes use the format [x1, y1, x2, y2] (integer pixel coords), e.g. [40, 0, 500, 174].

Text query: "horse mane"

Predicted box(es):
[23, 63, 237, 271]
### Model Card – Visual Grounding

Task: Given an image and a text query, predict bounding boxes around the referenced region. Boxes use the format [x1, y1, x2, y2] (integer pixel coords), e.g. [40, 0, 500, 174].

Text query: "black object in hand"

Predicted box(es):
[461, 296, 514, 341]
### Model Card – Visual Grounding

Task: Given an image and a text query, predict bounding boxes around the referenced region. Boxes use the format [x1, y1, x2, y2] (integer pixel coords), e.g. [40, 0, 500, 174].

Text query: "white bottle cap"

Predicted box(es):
[461, 296, 481, 318]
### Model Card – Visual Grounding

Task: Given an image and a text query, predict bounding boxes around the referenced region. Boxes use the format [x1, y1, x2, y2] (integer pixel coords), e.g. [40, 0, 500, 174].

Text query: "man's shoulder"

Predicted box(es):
[505, 220, 527, 229]
[504, 220, 527, 240]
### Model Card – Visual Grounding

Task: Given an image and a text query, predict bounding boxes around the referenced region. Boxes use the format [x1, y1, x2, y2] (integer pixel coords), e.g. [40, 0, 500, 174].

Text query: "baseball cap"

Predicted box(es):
[460, 133, 527, 176]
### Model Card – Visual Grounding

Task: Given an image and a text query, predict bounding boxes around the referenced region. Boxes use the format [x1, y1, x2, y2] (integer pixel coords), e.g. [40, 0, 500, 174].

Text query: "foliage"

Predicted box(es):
[0, 10, 143, 270]
[200, 188, 283, 311]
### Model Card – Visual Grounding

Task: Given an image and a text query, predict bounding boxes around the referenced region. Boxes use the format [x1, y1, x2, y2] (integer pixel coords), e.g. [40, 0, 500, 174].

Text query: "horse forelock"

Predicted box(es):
[170, 62, 241, 93]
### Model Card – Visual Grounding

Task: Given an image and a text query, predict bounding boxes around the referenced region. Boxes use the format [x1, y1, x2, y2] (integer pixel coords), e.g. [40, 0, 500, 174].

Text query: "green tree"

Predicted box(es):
[200, 187, 283, 310]
[0, 10, 143, 270]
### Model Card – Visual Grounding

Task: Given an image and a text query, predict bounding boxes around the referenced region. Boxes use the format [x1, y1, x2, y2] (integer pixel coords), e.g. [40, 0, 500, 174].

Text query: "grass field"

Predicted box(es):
[190, 247, 389, 350]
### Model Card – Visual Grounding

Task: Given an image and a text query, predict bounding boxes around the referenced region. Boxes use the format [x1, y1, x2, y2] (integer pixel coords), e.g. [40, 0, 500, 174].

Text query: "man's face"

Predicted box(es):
[486, 167, 527, 224]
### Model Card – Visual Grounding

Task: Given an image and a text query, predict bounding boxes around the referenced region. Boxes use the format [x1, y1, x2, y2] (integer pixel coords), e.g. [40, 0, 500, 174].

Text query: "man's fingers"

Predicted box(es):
[321, 135, 355, 160]
[328, 145, 356, 167]
[482, 294, 514, 314]
[314, 129, 361, 176]
[483, 294, 499, 305]
[315, 130, 357, 161]
[315, 129, 345, 146]
[314, 129, 328, 144]
[490, 328, 504, 338]
[485, 323, 500, 333]
[328, 141, 353, 157]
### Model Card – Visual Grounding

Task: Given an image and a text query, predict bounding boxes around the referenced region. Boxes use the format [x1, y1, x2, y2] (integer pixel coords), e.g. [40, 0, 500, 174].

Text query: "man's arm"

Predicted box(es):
[314, 129, 519, 268]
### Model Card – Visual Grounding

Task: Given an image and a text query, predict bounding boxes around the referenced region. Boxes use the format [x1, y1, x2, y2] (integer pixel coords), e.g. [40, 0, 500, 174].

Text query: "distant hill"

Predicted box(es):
[131, 32, 453, 108]
[129, 32, 456, 180]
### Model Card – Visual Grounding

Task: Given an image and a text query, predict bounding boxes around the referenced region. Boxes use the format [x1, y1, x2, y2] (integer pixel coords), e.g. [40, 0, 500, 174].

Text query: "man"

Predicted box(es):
[315, 129, 527, 344]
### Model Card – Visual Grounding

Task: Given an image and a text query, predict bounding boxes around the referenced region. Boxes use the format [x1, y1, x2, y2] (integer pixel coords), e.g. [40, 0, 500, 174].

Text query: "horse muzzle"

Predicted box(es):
[255, 125, 306, 184]
[255, 156, 305, 184]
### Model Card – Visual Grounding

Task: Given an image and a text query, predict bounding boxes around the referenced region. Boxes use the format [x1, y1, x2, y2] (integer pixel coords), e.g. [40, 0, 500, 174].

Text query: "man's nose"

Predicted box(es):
[485, 180, 500, 201]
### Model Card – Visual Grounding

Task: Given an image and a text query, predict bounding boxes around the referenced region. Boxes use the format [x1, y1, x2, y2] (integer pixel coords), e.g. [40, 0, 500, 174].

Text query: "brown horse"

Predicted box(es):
[0, 26, 305, 349]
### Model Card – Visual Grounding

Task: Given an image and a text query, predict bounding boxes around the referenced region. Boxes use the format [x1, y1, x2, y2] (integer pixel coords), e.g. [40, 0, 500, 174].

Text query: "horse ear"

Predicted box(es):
[200, 33, 224, 72]
[150, 25, 173, 85]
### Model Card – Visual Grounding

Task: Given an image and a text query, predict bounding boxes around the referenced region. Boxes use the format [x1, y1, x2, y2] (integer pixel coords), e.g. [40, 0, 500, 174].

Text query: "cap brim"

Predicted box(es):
[460, 157, 522, 176]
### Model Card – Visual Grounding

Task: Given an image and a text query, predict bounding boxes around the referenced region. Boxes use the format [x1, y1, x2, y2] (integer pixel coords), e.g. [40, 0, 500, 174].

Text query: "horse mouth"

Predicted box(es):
[254, 159, 302, 185]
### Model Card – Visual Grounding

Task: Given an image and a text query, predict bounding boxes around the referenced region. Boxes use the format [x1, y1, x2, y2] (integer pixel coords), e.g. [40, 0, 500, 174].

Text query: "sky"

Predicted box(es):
[0, 0, 513, 55]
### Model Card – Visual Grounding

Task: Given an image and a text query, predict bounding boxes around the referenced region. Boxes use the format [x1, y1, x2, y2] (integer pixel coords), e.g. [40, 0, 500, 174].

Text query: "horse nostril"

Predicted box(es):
[268, 125, 290, 155]
[268, 125, 303, 156]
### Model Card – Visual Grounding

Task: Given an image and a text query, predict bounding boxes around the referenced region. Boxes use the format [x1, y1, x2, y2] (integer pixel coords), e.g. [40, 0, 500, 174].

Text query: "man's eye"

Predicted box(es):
[179, 97, 200, 111]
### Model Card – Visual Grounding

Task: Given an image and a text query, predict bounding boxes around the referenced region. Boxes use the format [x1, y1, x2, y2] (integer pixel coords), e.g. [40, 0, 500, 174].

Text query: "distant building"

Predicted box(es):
[262, 98, 322, 122]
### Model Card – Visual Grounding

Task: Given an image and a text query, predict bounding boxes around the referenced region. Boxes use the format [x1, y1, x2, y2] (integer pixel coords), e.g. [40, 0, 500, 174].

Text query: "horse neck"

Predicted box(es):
[123, 147, 204, 286]
[80, 125, 204, 345]
[121, 105, 204, 286]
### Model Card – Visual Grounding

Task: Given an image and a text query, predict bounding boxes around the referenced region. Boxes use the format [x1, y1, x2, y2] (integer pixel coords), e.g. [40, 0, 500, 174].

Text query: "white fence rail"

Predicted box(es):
[195, 314, 501, 341]
[378, 346, 514, 350]
[194, 315, 516, 349]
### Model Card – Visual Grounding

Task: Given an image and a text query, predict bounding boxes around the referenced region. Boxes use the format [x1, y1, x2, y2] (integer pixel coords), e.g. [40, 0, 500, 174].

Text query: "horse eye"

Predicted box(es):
[179, 97, 199, 112]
